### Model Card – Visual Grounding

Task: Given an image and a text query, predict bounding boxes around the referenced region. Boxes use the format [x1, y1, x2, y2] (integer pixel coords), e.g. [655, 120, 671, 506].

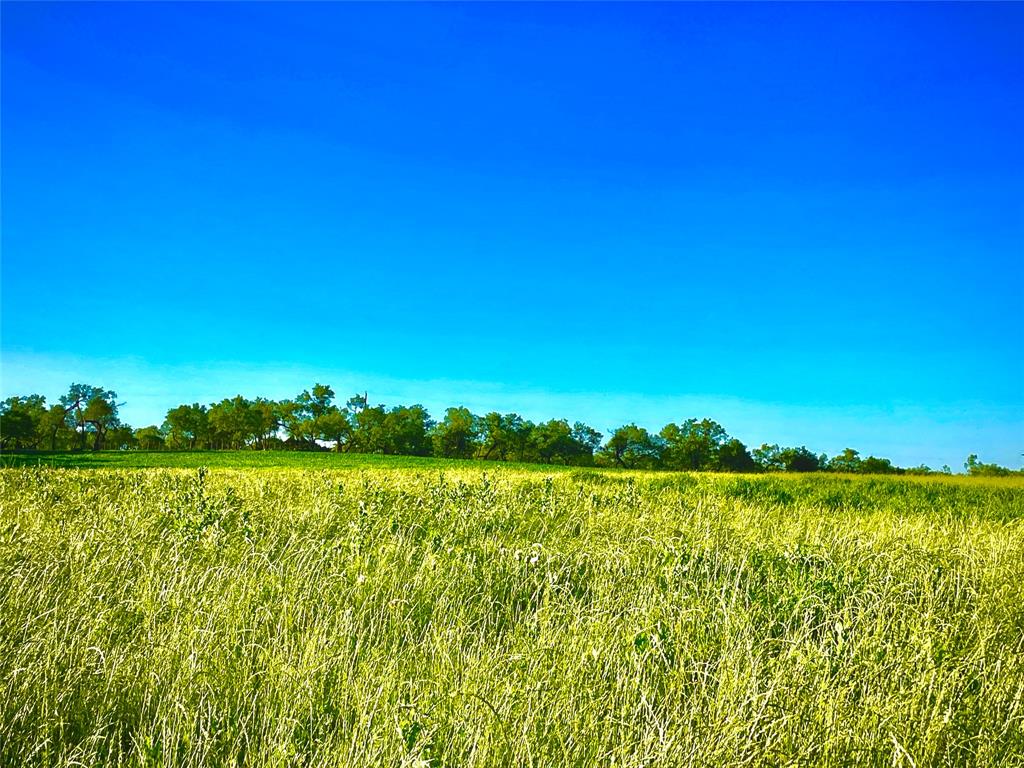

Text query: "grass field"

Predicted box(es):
[1, 462, 1022, 767]
[0, 451, 523, 472]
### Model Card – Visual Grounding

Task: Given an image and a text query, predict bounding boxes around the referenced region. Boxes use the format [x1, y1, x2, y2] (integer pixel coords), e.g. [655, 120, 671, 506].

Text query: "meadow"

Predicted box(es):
[1, 461, 1022, 767]
[0, 451, 502, 472]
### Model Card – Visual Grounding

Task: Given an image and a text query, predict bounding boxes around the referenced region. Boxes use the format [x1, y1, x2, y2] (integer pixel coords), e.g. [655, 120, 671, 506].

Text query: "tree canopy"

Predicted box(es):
[1, 381, 1017, 476]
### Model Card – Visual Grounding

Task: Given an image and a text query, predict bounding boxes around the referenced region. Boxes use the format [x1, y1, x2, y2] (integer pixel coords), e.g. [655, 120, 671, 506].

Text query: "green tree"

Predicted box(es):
[249, 398, 281, 450]
[478, 412, 507, 460]
[904, 464, 933, 475]
[527, 419, 602, 465]
[964, 454, 1012, 477]
[134, 425, 165, 450]
[432, 407, 481, 459]
[0, 404, 35, 449]
[478, 412, 533, 462]
[717, 438, 757, 472]
[860, 456, 898, 474]
[383, 405, 434, 456]
[279, 399, 315, 447]
[660, 418, 728, 470]
[163, 403, 209, 449]
[0, 395, 46, 449]
[346, 392, 369, 415]
[778, 446, 822, 473]
[530, 419, 576, 464]
[280, 385, 346, 449]
[104, 423, 137, 450]
[302, 384, 335, 418]
[752, 444, 783, 472]
[317, 410, 352, 452]
[827, 448, 862, 473]
[208, 396, 263, 449]
[61, 384, 118, 450]
[572, 422, 603, 459]
[82, 395, 120, 450]
[39, 404, 73, 450]
[505, 414, 534, 462]
[600, 424, 664, 469]
[291, 385, 355, 451]
[349, 404, 388, 453]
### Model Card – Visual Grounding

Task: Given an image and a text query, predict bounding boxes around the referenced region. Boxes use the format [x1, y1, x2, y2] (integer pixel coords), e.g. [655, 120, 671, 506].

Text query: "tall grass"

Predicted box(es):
[1, 467, 1022, 766]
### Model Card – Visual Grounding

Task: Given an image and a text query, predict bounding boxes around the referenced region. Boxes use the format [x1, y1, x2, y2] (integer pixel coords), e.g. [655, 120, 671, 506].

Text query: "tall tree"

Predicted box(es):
[0, 395, 45, 449]
[504, 414, 534, 462]
[60, 384, 119, 451]
[135, 425, 165, 450]
[717, 438, 757, 472]
[600, 425, 664, 469]
[279, 399, 315, 446]
[317, 410, 351, 452]
[346, 392, 369, 415]
[83, 395, 120, 450]
[660, 418, 729, 470]
[349, 404, 388, 453]
[752, 443, 784, 472]
[477, 413, 534, 462]
[828, 448, 863, 473]
[104, 423, 137, 450]
[383, 405, 434, 456]
[860, 456, 898, 474]
[778, 446, 823, 472]
[572, 422, 603, 460]
[478, 412, 509, 460]
[300, 384, 335, 419]
[208, 396, 262, 449]
[964, 454, 1013, 477]
[164, 403, 209, 449]
[250, 398, 281, 450]
[39, 404, 73, 450]
[528, 419, 600, 465]
[530, 419, 577, 464]
[283, 385, 351, 450]
[432, 407, 480, 459]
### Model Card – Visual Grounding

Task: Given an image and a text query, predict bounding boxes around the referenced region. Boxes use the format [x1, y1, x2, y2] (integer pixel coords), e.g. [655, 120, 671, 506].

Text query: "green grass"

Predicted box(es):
[1, 465, 1022, 766]
[0, 450, 572, 472]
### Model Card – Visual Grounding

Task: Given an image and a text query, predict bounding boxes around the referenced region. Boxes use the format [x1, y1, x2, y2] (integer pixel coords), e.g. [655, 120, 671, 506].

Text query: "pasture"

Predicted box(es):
[1, 464, 1022, 766]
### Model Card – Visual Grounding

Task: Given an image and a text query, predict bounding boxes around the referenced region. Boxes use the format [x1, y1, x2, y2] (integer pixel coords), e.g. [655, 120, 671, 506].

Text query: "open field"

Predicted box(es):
[0, 451, 522, 472]
[2, 465, 1022, 767]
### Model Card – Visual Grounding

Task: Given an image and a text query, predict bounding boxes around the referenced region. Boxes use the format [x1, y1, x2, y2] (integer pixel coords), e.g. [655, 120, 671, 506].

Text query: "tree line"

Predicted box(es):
[1, 382, 1019, 476]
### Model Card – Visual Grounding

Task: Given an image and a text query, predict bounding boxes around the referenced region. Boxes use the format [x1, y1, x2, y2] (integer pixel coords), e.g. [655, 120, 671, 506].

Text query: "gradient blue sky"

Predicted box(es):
[2, 2, 1022, 468]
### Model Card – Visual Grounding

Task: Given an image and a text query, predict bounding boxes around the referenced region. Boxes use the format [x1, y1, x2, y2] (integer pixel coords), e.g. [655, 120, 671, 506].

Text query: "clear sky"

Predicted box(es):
[2, 2, 1022, 469]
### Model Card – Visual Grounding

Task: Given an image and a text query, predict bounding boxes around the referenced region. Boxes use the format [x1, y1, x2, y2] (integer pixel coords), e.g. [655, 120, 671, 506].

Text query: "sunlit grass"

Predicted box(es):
[1, 467, 1022, 766]
[0, 450, 511, 471]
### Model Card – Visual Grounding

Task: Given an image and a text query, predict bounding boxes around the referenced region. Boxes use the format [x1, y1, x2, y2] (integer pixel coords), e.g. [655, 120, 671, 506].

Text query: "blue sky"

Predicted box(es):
[2, 2, 1022, 468]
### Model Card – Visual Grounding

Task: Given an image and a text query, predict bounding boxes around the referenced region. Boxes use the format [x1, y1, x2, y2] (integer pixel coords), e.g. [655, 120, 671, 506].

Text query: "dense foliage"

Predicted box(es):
[2, 467, 1022, 766]
[1, 382, 1018, 475]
